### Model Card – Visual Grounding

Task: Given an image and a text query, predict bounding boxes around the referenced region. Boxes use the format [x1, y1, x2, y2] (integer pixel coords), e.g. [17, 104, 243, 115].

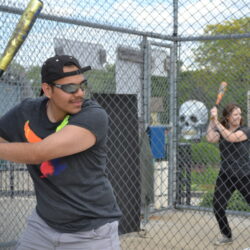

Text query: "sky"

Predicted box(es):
[0, 0, 249, 68]
[1, 0, 249, 36]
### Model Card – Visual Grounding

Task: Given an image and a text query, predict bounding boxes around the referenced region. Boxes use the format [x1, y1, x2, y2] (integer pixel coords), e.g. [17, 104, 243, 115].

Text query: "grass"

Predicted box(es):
[191, 165, 218, 191]
[191, 165, 250, 211]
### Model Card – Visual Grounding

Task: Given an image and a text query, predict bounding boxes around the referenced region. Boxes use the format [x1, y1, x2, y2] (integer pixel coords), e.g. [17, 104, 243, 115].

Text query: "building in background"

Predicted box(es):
[54, 38, 107, 70]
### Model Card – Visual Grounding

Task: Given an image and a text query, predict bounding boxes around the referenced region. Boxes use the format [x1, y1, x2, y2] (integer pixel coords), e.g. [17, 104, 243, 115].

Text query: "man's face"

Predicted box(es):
[49, 65, 86, 115]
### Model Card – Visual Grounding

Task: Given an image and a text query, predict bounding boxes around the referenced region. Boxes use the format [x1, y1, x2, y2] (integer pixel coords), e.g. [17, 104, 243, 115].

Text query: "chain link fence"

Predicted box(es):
[0, 0, 250, 249]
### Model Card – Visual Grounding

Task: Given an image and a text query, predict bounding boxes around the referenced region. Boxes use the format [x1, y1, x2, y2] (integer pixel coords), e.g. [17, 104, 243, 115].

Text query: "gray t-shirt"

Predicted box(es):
[219, 126, 250, 177]
[0, 97, 122, 233]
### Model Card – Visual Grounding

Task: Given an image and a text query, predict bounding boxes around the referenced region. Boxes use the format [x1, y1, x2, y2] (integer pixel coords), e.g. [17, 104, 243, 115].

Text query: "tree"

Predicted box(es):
[178, 17, 250, 120]
[26, 65, 41, 96]
[193, 17, 250, 84]
[1, 62, 26, 85]
[86, 67, 116, 94]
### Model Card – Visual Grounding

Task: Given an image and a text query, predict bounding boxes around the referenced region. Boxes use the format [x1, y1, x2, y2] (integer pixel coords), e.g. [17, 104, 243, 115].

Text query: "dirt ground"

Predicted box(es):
[1, 198, 250, 250]
[120, 209, 250, 250]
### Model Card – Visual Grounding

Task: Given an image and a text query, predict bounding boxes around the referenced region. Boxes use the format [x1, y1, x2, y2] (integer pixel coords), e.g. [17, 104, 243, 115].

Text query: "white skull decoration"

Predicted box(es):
[179, 100, 208, 140]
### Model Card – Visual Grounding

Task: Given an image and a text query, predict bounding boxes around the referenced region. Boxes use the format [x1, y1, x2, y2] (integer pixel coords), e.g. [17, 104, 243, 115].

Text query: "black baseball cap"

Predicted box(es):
[40, 55, 91, 96]
[41, 55, 91, 83]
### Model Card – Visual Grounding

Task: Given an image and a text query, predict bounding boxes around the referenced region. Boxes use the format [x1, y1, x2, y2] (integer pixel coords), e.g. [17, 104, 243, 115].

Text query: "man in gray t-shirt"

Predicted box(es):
[0, 55, 122, 249]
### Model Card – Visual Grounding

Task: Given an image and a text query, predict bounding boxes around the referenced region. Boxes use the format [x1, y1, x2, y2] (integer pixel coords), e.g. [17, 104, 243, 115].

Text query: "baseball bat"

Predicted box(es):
[215, 81, 228, 108]
[210, 81, 228, 120]
[0, 0, 43, 78]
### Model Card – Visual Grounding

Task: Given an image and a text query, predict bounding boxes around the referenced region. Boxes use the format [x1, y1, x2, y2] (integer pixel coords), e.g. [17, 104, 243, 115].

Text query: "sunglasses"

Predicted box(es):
[49, 80, 88, 94]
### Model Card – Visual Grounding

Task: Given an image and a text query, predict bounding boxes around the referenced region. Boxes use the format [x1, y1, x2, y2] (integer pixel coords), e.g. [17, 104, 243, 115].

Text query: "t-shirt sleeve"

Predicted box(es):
[241, 127, 250, 139]
[68, 106, 108, 143]
[0, 104, 21, 141]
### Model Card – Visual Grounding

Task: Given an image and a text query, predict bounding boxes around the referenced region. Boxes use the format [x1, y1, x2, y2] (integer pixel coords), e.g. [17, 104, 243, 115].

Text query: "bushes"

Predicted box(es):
[200, 190, 250, 212]
[182, 141, 250, 211]
[190, 141, 219, 191]
[191, 141, 220, 165]
[191, 165, 218, 191]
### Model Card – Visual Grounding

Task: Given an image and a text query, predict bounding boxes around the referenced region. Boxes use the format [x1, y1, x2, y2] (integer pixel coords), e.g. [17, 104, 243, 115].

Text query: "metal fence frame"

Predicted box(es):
[0, 1, 250, 249]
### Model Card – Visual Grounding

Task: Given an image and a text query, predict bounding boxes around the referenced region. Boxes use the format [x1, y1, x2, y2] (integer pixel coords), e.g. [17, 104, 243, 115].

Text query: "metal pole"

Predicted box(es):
[168, 0, 178, 207]
[141, 36, 151, 130]
[1, 6, 249, 42]
[248, 91, 250, 127]
[168, 44, 177, 207]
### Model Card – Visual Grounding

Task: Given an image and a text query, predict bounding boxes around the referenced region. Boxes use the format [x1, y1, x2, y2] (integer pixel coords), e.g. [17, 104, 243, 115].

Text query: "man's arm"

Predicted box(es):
[0, 137, 8, 143]
[0, 125, 96, 164]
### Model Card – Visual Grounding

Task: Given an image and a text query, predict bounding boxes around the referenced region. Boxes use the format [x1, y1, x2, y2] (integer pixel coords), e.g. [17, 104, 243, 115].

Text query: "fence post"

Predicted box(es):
[248, 91, 250, 127]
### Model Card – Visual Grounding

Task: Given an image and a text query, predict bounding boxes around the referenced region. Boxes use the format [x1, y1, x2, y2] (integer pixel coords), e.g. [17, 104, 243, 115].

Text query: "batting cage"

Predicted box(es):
[0, 0, 249, 249]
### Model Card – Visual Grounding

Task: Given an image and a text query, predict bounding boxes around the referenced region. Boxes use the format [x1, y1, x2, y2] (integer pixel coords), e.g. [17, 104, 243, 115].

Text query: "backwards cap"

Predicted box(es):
[41, 55, 91, 83]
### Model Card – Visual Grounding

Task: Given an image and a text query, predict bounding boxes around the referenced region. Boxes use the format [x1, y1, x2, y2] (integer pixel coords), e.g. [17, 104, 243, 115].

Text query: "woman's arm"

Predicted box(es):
[214, 121, 247, 143]
[209, 106, 247, 143]
[206, 120, 220, 143]
[206, 107, 220, 143]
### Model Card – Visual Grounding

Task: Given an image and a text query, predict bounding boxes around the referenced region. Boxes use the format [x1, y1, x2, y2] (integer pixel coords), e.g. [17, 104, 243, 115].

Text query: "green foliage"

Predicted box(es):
[3, 62, 25, 84]
[86, 69, 116, 94]
[194, 17, 250, 75]
[151, 75, 169, 124]
[9, 62, 25, 73]
[178, 17, 250, 123]
[227, 191, 250, 212]
[191, 142, 220, 165]
[200, 190, 250, 212]
[151, 75, 168, 97]
[191, 165, 218, 189]
[195, 161, 250, 211]
[199, 190, 214, 207]
[190, 140, 250, 212]
[26, 65, 41, 96]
